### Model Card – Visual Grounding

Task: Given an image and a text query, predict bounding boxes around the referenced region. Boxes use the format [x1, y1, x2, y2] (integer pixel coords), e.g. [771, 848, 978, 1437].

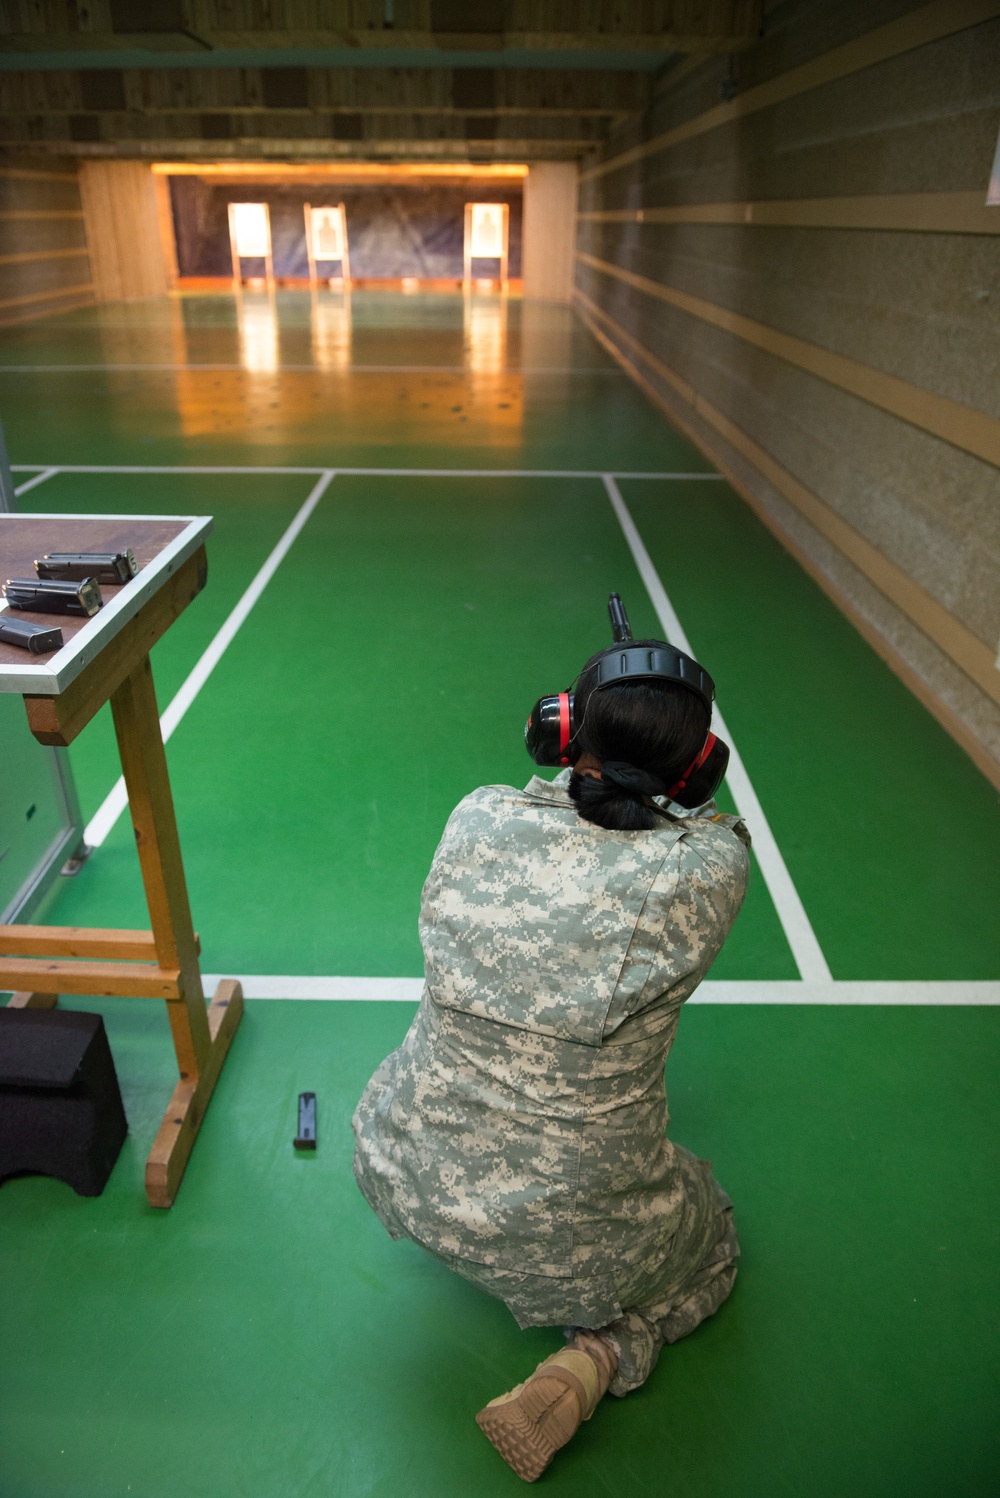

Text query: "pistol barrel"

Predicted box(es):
[608, 592, 633, 643]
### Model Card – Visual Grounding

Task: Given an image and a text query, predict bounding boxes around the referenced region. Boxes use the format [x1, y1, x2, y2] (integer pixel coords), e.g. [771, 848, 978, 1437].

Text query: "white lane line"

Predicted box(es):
[12, 463, 327, 476]
[11, 464, 723, 480]
[194, 975, 1000, 1005]
[602, 472, 833, 985]
[204, 975, 426, 1002]
[83, 469, 336, 848]
[693, 981, 1000, 1004]
[12, 466, 58, 496]
[329, 468, 723, 480]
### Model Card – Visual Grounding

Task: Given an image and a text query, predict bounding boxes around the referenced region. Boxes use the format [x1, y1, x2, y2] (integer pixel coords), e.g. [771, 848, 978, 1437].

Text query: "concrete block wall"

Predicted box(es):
[0, 159, 95, 327]
[575, 0, 1000, 788]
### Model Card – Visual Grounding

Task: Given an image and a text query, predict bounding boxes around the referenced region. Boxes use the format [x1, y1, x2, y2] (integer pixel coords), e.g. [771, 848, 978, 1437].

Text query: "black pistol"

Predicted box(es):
[2, 576, 103, 617]
[36, 550, 137, 586]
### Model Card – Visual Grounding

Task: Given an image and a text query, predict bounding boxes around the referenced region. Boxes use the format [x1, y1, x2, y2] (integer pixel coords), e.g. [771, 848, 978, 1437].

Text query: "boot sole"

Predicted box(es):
[475, 1379, 563, 1483]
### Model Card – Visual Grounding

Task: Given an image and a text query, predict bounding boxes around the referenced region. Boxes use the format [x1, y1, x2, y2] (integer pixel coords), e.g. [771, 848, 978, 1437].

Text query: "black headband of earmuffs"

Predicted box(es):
[584, 641, 715, 708]
[522, 593, 730, 810]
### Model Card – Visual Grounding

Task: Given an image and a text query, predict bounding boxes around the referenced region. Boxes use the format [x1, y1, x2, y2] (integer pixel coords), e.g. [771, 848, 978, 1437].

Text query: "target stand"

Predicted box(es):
[463, 202, 509, 291]
[228, 201, 275, 291]
[304, 202, 351, 288]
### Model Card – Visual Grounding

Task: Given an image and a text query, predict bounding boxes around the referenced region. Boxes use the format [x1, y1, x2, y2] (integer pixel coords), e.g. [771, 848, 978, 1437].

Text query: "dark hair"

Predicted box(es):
[567, 642, 711, 831]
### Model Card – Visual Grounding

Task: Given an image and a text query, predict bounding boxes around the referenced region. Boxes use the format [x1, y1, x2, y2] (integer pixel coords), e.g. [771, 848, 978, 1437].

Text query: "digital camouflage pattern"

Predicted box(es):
[352, 770, 750, 1338]
[584, 1189, 742, 1395]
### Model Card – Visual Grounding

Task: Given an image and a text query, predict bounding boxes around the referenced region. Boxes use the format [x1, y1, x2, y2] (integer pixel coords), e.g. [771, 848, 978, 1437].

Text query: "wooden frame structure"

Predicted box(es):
[304, 202, 351, 287]
[463, 202, 509, 290]
[0, 513, 243, 1208]
[227, 201, 275, 291]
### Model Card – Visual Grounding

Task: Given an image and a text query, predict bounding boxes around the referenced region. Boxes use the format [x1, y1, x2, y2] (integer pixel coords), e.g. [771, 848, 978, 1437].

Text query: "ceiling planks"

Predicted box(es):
[0, 1, 763, 54]
[0, 0, 763, 161]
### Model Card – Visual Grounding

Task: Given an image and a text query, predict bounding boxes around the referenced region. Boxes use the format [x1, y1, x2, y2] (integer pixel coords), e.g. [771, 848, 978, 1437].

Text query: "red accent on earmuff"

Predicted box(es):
[666, 733, 716, 799]
[558, 692, 571, 764]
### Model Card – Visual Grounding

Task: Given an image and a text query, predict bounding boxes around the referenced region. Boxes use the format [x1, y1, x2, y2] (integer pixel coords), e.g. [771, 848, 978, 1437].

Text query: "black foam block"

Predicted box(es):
[0, 1008, 128, 1197]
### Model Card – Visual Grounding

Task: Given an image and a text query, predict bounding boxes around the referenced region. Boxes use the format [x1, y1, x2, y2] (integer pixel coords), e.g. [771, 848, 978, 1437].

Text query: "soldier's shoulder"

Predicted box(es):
[452, 783, 518, 816]
[454, 781, 566, 815]
[441, 783, 522, 835]
[678, 813, 752, 865]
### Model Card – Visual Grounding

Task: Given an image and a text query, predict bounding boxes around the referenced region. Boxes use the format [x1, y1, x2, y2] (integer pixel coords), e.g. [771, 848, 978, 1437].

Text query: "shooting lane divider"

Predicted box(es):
[84, 471, 336, 848]
[193, 974, 1000, 1006]
[602, 473, 833, 985]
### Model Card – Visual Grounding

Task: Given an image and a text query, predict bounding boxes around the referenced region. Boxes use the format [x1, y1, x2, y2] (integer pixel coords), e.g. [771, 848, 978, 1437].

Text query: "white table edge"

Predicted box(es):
[0, 514, 213, 695]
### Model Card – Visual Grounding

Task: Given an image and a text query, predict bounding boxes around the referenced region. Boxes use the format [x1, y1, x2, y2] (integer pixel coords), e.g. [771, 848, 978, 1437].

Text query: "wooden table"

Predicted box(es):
[0, 512, 243, 1207]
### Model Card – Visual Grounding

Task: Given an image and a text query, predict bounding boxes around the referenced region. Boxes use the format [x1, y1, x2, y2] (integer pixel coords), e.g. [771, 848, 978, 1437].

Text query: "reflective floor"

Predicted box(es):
[1, 290, 998, 1498]
[0, 288, 711, 468]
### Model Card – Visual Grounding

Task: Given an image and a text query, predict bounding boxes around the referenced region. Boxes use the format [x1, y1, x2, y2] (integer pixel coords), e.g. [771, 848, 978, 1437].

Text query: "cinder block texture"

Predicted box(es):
[576, 0, 1000, 784]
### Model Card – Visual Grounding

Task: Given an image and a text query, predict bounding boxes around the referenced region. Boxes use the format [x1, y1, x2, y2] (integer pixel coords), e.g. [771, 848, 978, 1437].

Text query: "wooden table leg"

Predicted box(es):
[110, 654, 243, 1207]
[145, 977, 243, 1208]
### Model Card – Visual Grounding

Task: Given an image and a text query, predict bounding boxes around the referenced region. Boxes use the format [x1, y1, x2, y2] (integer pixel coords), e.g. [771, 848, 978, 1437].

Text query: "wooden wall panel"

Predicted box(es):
[78, 162, 169, 302]
[523, 161, 577, 301]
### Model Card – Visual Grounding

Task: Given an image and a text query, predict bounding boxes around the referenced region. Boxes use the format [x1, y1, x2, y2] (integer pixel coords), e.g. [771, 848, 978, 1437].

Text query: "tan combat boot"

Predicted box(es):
[475, 1333, 618, 1482]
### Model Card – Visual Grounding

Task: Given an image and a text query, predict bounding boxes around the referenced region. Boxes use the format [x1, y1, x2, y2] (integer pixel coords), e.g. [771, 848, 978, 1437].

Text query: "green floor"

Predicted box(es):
[2, 292, 998, 1497]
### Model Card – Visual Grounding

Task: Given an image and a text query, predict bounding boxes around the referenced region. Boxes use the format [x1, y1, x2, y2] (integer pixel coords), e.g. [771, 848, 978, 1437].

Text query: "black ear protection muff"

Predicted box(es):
[524, 593, 731, 809]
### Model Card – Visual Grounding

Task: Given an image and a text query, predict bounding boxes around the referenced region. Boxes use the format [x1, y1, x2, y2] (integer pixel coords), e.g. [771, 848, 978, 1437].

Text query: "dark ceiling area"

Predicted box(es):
[0, 1, 764, 162]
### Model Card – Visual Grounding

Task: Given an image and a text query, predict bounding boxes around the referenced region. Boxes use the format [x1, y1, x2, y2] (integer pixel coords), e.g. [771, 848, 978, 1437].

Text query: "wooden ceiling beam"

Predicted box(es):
[0, 67, 648, 117]
[0, 139, 588, 162]
[0, 111, 609, 147]
[0, 0, 763, 54]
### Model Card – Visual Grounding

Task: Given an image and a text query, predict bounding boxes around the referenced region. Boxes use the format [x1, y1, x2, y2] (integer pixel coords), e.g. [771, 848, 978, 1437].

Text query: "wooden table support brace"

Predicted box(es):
[0, 926, 200, 960]
[1, 514, 242, 1208]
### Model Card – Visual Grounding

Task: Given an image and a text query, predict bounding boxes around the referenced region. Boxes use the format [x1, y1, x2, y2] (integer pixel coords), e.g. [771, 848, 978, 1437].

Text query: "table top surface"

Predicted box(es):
[0, 513, 212, 694]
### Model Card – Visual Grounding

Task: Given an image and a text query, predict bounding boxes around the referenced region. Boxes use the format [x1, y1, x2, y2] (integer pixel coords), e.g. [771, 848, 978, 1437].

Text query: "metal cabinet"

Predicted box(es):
[0, 421, 85, 924]
[0, 695, 84, 921]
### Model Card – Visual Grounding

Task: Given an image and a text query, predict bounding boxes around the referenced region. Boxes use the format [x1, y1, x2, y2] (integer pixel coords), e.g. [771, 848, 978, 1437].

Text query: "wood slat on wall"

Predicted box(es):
[578, 192, 1000, 234]
[0, 282, 94, 315]
[0, 247, 90, 267]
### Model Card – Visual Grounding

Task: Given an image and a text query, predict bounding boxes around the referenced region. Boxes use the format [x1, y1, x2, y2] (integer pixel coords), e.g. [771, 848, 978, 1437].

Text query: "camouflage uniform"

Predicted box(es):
[352, 771, 750, 1395]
